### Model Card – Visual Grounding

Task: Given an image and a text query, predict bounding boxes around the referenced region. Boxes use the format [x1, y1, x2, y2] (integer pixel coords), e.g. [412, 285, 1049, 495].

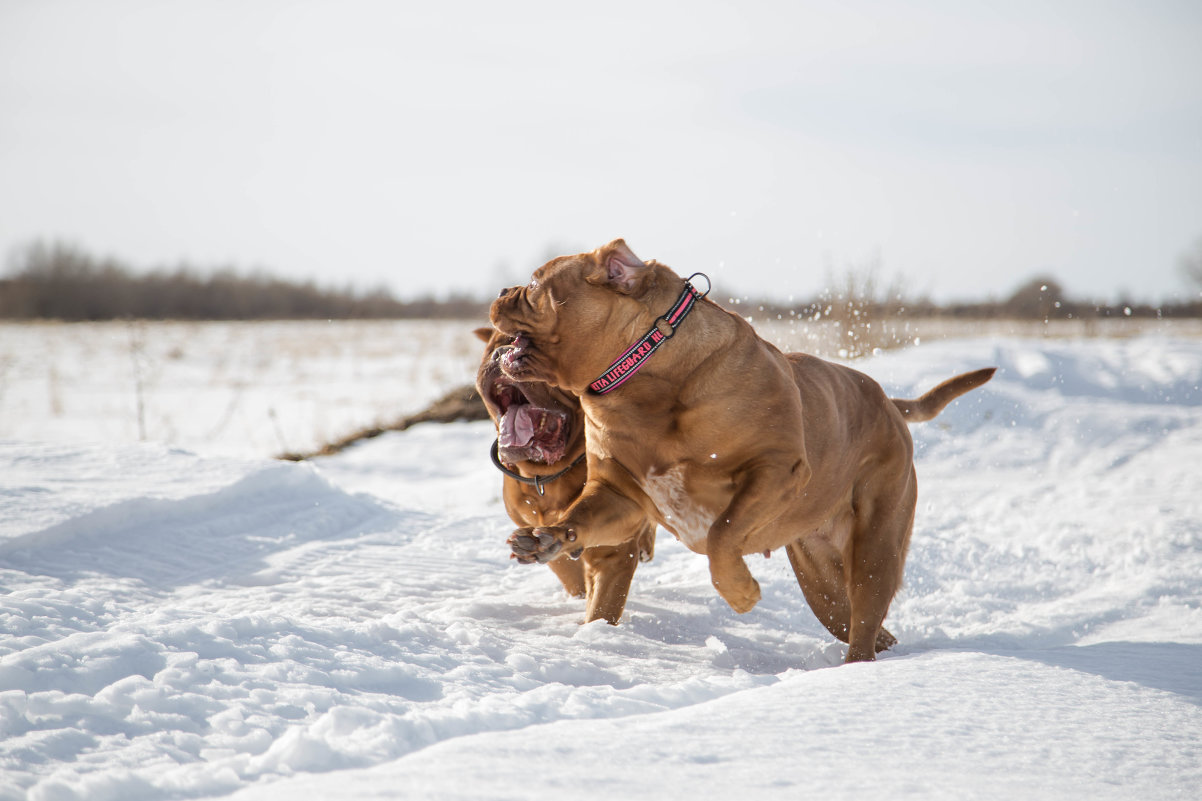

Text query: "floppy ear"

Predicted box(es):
[589, 238, 650, 294]
[472, 326, 494, 343]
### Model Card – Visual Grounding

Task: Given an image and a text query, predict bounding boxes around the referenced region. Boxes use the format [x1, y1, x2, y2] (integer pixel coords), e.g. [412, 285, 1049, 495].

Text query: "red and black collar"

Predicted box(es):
[587, 273, 710, 395]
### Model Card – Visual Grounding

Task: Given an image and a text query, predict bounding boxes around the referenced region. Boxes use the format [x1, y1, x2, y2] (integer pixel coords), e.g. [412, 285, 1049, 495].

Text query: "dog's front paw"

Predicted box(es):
[508, 526, 577, 564]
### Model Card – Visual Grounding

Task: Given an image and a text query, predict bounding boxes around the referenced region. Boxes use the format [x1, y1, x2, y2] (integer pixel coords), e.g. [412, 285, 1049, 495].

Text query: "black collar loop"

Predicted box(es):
[489, 439, 585, 496]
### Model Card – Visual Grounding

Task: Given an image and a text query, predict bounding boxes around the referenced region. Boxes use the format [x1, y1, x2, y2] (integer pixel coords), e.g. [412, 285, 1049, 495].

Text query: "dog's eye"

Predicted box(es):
[528, 278, 540, 291]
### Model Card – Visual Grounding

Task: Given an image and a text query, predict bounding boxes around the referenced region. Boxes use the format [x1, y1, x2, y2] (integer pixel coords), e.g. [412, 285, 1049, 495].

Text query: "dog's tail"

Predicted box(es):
[891, 367, 996, 423]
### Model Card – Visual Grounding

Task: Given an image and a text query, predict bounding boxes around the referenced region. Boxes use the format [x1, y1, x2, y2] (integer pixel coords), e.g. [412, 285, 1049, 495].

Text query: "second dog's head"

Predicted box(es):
[475, 326, 582, 467]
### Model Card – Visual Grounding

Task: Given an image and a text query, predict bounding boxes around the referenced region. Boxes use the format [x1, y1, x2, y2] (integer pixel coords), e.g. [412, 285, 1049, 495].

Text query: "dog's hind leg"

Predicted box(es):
[843, 467, 916, 662]
[785, 535, 897, 654]
[786, 536, 852, 641]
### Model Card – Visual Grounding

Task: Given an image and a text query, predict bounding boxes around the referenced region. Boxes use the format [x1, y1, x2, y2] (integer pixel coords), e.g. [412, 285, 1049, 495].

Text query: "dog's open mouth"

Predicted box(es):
[488, 374, 569, 465]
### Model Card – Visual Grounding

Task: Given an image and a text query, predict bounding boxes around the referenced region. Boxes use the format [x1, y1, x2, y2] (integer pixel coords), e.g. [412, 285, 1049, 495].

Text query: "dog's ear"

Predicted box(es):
[588, 239, 650, 294]
[473, 326, 494, 343]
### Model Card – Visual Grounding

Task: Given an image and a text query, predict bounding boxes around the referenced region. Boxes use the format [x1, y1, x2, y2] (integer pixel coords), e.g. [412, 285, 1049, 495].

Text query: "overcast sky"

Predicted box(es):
[2, 0, 1200, 303]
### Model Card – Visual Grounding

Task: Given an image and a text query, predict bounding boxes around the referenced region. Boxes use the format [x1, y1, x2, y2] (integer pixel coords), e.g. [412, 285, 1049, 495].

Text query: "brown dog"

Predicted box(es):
[475, 327, 655, 624]
[489, 239, 994, 662]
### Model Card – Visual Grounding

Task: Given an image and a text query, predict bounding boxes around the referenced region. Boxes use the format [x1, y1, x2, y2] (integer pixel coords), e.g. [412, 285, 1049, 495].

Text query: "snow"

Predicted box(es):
[0, 321, 481, 458]
[2, 327, 1201, 800]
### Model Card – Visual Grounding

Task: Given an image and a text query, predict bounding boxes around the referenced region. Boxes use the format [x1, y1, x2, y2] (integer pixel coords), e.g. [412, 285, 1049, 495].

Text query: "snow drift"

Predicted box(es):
[2, 334, 1200, 800]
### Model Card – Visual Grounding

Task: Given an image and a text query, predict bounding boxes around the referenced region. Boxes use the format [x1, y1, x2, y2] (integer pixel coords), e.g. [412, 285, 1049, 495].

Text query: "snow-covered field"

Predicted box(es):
[0, 321, 482, 458]
[2, 322, 1201, 800]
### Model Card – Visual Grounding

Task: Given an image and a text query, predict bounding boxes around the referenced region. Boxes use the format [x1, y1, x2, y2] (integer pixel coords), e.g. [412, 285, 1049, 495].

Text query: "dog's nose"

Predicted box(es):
[498, 287, 510, 298]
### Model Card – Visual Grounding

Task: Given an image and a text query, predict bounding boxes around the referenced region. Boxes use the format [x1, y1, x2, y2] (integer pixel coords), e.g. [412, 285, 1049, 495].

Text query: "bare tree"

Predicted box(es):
[815, 251, 910, 359]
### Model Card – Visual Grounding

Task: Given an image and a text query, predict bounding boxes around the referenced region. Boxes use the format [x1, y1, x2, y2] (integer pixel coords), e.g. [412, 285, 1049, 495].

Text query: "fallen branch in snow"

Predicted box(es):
[276, 383, 489, 461]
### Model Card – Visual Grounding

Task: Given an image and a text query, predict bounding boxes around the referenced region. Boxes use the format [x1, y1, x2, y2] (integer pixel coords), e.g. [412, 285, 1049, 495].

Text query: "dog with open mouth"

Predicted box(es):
[475, 327, 655, 624]
[489, 239, 995, 662]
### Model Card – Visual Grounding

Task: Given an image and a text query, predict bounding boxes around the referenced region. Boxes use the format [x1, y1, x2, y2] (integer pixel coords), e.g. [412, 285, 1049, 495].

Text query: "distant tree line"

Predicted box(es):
[922, 275, 1202, 320]
[3, 239, 1200, 322]
[745, 274, 1202, 325]
[0, 241, 489, 321]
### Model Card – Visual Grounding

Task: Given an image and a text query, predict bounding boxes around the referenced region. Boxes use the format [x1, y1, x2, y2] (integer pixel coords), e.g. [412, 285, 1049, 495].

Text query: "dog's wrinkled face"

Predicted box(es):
[475, 327, 579, 465]
[489, 239, 654, 392]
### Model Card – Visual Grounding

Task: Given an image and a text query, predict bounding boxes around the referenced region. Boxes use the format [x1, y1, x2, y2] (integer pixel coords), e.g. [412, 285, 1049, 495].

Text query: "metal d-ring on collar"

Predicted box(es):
[489, 439, 586, 496]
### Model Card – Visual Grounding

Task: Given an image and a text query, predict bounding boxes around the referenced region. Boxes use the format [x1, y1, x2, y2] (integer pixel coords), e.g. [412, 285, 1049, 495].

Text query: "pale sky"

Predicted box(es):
[2, 0, 1200, 303]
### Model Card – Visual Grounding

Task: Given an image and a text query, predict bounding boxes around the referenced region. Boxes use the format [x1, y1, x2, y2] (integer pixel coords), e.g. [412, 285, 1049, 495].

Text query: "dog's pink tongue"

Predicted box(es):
[499, 406, 536, 448]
